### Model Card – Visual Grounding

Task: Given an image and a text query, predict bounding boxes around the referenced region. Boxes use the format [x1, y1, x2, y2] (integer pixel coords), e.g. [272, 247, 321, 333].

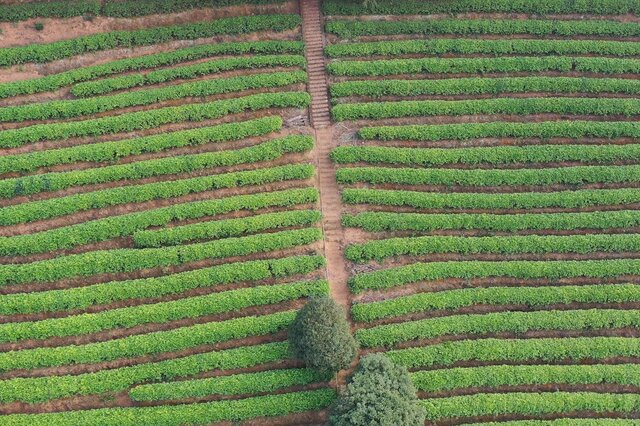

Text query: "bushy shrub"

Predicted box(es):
[329, 354, 426, 426]
[289, 296, 357, 373]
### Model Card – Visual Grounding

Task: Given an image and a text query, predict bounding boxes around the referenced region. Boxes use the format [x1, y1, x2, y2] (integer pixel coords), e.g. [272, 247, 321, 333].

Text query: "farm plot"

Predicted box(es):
[0, 6, 334, 426]
[324, 0, 640, 424]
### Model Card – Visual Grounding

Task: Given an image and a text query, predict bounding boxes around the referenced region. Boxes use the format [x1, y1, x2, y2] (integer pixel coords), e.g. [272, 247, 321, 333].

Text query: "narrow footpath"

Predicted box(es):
[300, 0, 351, 310]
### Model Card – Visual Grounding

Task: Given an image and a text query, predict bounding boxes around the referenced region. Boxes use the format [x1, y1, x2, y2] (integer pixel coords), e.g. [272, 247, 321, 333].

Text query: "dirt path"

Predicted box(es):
[300, 0, 349, 307]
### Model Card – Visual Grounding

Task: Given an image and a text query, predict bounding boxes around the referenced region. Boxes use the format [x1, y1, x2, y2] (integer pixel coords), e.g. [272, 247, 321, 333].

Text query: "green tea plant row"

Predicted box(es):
[326, 39, 640, 58]
[0, 91, 310, 148]
[0, 254, 324, 315]
[421, 392, 640, 421]
[129, 368, 329, 402]
[350, 258, 640, 292]
[466, 420, 639, 426]
[101, 0, 285, 18]
[352, 284, 640, 321]
[0, 280, 328, 343]
[332, 144, 640, 166]
[331, 77, 640, 98]
[327, 57, 640, 77]
[342, 210, 640, 233]
[0, 116, 281, 174]
[336, 165, 640, 187]
[0, 0, 99, 21]
[0, 310, 296, 372]
[387, 336, 640, 369]
[0, 389, 335, 426]
[323, 0, 640, 15]
[0, 0, 284, 21]
[326, 18, 640, 38]
[0, 227, 322, 287]
[342, 188, 640, 212]
[359, 120, 640, 141]
[356, 308, 640, 347]
[133, 209, 321, 247]
[346, 233, 640, 263]
[0, 341, 290, 403]
[1, 135, 313, 199]
[411, 364, 640, 392]
[0, 14, 301, 67]
[0, 163, 314, 226]
[0, 69, 306, 122]
[71, 56, 305, 98]
[0, 41, 302, 99]
[332, 97, 640, 121]
[0, 187, 318, 257]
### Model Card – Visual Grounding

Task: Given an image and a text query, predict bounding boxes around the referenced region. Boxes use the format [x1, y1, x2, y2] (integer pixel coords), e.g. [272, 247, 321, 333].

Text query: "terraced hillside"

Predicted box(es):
[324, 0, 640, 424]
[0, 2, 335, 425]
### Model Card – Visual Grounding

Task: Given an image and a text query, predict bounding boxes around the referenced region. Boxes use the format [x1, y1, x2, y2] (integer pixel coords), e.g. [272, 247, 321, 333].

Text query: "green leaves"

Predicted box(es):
[0, 91, 310, 147]
[332, 97, 640, 121]
[0, 15, 301, 66]
[326, 18, 640, 38]
[356, 308, 640, 347]
[0, 389, 335, 425]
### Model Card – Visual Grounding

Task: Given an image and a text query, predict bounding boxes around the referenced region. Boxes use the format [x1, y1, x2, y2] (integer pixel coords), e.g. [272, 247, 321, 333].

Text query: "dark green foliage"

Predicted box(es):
[289, 297, 357, 373]
[329, 354, 426, 426]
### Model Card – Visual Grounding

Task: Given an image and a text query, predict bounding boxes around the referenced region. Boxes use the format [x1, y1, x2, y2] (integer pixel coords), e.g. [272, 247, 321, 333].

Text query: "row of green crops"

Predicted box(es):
[0, 310, 296, 372]
[326, 18, 640, 38]
[336, 165, 640, 187]
[0, 280, 328, 343]
[0, 91, 310, 148]
[0, 14, 300, 67]
[331, 77, 640, 98]
[1, 69, 307, 122]
[0, 0, 285, 21]
[129, 368, 329, 402]
[387, 336, 640, 369]
[356, 308, 640, 347]
[332, 144, 640, 166]
[326, 39, 640, 58]
[0, 188, 318, 257]
[0, 227, 322, 287]
[71, 55, 305, 98]
[332, 97, 640, 121]
[352, 284, 640, 321]
[342, 187, 640, 211]
[342, 210, 640, 233]
[349, 258, 640, 292]
[0, 116, 282, 174]
[327, 57, 640, 77]
[0, 41, 302, 99]
[0, 135, 314, 199]
[411, 364, 640, 392]
[323, 0, 640, 15]
[466, 420, 638, 426]
[0, 254, 325, 315]
[0, 389, 335, 426]
[133, 210, 321, 247]
[346, 233, 640, 263]
[358, 120, 640, 141]
[0, 164, 314, 226]
[421, 392, 640, 421]
[0, 341, 290, 403]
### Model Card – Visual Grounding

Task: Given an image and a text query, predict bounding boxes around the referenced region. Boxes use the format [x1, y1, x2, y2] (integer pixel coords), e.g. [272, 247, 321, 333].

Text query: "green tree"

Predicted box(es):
[288, 296, 357, 373]
[330, 353, 426, 426]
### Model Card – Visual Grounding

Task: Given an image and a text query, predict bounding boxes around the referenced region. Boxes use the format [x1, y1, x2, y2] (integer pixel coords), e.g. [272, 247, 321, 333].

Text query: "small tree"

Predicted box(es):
[288, 296, 357, 374]
[330, 353, 426, 426]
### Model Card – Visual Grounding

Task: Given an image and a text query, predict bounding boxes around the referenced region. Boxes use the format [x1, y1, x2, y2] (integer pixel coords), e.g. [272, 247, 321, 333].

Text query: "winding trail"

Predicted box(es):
[300, 0, 351, 310]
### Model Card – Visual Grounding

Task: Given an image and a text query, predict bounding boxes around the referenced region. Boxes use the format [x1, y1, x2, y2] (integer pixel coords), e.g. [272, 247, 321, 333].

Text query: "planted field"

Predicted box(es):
[0, 3, 334, 425]
[324, 0, 640, 423]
